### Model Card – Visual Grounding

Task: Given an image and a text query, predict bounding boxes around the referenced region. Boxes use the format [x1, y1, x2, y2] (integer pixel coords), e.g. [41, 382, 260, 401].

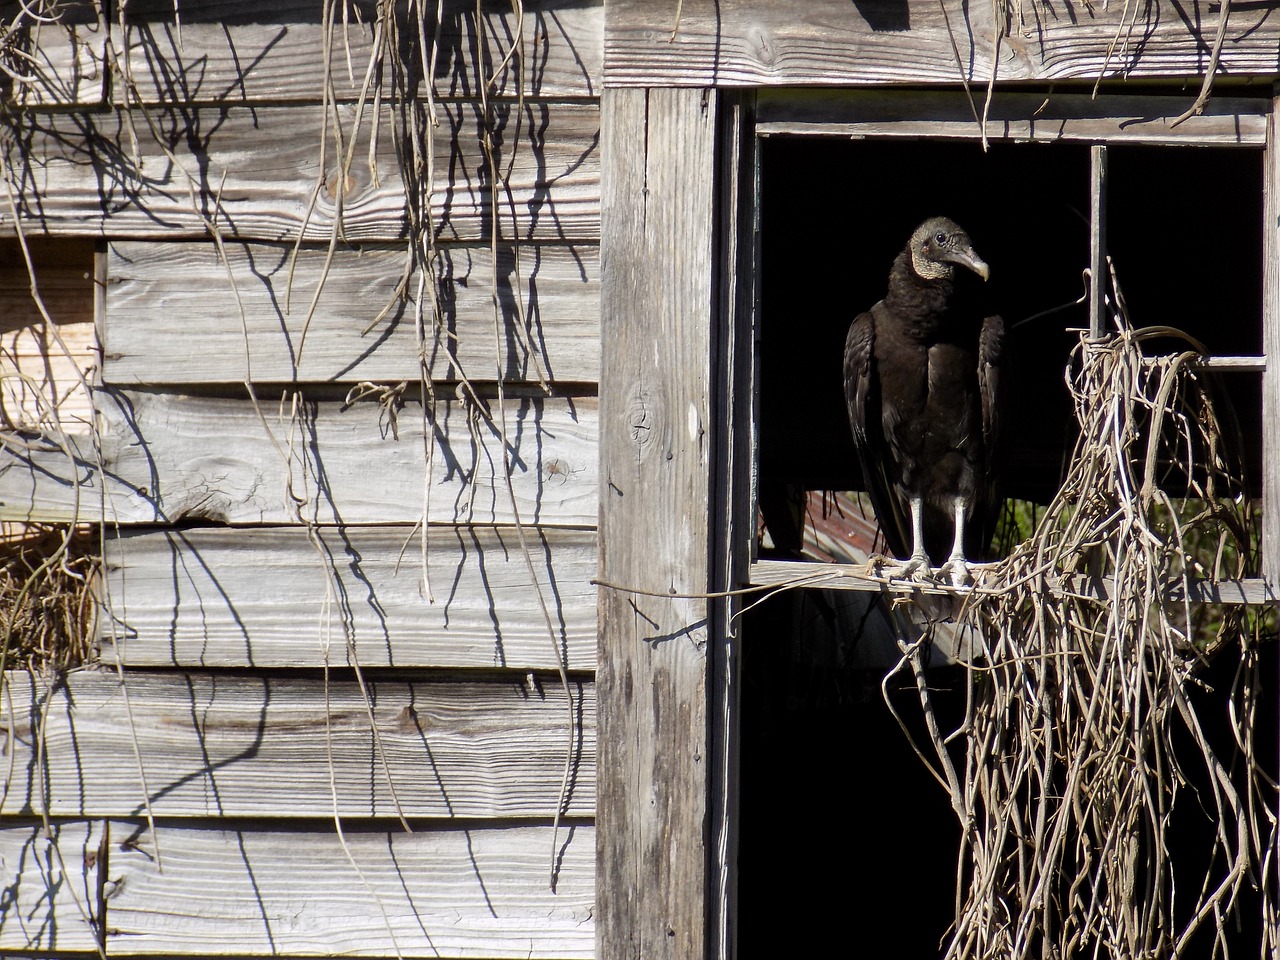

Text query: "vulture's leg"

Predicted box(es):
[939, 496, 972, 586]
[887, 495, 930, 579]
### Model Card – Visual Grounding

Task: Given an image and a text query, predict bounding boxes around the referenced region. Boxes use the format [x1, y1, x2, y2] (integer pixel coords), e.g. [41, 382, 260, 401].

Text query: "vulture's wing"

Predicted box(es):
[978, 314, 1005, 483]
[976, 313, 1006, 554]
[844, 309, 912, 560]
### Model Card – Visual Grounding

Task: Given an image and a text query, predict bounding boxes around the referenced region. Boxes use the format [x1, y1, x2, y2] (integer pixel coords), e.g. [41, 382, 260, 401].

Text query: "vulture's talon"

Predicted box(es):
[940, 558, 972, 587]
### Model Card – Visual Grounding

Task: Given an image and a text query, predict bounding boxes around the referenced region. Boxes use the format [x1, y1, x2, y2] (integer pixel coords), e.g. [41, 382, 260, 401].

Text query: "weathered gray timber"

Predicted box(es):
[0, 820, 103, 952]
[0, 392, 598, 525]
[102, 525, 598, 669]
[0, 101, 600, 241]
[756, 90, 1271, 147]
[102, 821, 594, 958]
[0, 670, 593, 819]
[604, 0, 1280, 87]
[0, 0, 105, 107]
[597, 86, 716, 960]
[115, 0, 602, 103]
[1265, 98, 1280, 588]
[105, 241, 600, 385]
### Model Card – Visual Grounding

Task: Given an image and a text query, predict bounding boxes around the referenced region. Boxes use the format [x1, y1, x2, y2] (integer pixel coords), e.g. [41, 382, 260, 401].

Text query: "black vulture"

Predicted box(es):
[843, 216, 1004, 584]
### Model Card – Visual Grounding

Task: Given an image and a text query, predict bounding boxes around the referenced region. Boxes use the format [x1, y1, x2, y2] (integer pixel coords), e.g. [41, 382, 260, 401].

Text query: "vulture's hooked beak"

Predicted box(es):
[946, 247, 991, 282]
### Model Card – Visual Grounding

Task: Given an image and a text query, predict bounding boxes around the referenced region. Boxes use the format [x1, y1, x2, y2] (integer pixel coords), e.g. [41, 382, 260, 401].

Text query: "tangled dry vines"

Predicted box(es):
[887, 310, 1278, 958]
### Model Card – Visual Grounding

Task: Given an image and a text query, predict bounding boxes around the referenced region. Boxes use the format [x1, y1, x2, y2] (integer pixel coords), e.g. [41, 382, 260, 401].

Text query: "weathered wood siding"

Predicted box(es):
[1, 1, 602, 957]
[604, 0, 1280, 87]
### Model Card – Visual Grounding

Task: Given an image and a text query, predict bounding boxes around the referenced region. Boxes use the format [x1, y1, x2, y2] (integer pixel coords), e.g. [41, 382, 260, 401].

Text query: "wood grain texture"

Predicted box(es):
[0, 2, 106, 107]
[103, 820, 593, 957]
[114, 0, 602, 103]
[101, 525, 598, 670]
[0, 391, 598, 525]
[756, 90, 1271, 146]
[0, 670, 594, 819]
[1, 100, 599, 242]
[597, 86, 715, 960]
[104, 240, 600, 385]
[603, 0, 1280, 87]
[0, 237, 97, 432]
[1264, 97, 1279, 589]
[0, 819, 103, 952]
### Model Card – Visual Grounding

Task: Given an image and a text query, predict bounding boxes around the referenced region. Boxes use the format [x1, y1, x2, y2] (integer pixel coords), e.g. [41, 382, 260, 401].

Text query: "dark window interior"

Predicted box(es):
[738, 132, 1269, 956]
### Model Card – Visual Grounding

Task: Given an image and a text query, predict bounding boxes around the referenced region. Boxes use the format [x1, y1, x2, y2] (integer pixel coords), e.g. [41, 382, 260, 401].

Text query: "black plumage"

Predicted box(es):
[843, 216, 1004, 582]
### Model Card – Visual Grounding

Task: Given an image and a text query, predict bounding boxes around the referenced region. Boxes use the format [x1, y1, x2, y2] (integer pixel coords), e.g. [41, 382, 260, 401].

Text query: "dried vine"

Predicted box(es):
[888, 303, 1278, 958]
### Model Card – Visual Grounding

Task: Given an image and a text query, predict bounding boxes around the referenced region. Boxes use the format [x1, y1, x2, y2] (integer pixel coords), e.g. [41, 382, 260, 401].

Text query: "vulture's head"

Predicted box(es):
[908, 217, 990, 283]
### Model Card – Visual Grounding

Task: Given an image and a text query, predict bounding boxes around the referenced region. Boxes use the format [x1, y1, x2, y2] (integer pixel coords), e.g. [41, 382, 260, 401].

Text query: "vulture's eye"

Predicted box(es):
[935, 231, 947, 244]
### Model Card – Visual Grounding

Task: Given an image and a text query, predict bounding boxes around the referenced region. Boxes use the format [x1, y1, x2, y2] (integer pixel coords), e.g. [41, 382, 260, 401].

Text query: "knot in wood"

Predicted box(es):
[627, 393, 656, 451]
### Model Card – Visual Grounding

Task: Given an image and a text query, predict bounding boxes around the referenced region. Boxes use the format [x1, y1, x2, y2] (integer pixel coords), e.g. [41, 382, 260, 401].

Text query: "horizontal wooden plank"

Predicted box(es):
[756, 90, 1271, 147]
[101, 525, 598, 670]
[0, 430, 110, 524]
[603, 0, 1280, 86]
[0, 237, 97, 432]
[0, 392, 598, 525]
[0, 2, 106, 107]
[0, 670, 594, 819]
[103, 820, 592, 958]
[104, 240, 600, 385]
[0, 819, 103, 952]
[114, 0, 601, 104]
[0, 101, 600, 242]
[749, 558, 1275, 604]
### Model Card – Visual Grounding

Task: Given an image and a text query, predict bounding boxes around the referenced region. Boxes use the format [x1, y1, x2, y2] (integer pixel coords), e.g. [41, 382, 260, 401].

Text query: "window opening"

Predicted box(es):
[737, 95, 1277, 955]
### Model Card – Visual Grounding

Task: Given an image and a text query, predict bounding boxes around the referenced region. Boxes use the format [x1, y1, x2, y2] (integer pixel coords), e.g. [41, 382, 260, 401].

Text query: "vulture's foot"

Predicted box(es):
[939, 557, 972, 587]
[884, 553, 931, 582]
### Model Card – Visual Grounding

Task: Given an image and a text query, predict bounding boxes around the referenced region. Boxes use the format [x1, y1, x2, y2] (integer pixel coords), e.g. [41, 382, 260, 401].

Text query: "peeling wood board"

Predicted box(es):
[101, 819, 593, 958]
[104, 240, 600, 385]
[0, 237, 98, 432]
[0, 101, 600, 242]
[755, 90, 1271, 147]
[101, 525, 598, 670]
[114, 0, 602, 103]
[597, 87, 715, 960]
[603, 0, 1280, 87]
[0, 391, 598, 525]
[0, 819, 103, 952]
[0, 1, 106, 107]
[0, 670, 594, 819]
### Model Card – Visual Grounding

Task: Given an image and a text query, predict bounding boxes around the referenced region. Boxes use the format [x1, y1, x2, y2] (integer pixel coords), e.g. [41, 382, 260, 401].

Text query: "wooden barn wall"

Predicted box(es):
[604, 0, 1280, 87]
[0, 1, 601, 957]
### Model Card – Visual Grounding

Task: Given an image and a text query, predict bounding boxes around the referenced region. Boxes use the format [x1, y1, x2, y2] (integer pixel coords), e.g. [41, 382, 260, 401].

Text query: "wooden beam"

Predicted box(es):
[104, 240, 601, 386]
[1264, 94, 1280, 590]
[1089, 144, 1109, 339]
[749, 558, 1276, 605]
[604, 0, 1280, 87]
[103, 820, 593, 958]
[0, 101, 600, 243]
[597, 86, 716, 960]
[756, 91, 1270, 147]
[0, 670, 594, 819]
[102, 525, 598, 670]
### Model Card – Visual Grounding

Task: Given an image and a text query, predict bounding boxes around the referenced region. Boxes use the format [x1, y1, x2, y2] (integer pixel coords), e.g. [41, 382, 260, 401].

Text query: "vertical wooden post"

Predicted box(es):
[598, 86, 718, 960]
[709, 91, 756, 960]
[1263, 98, 1280, 590]
[1089, 144, 1109, 339]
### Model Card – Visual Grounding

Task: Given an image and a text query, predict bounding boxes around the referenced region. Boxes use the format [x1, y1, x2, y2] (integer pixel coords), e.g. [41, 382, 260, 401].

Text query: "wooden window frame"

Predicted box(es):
[747, 88, 1280, 603]
[597, 86, 1279, 960]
